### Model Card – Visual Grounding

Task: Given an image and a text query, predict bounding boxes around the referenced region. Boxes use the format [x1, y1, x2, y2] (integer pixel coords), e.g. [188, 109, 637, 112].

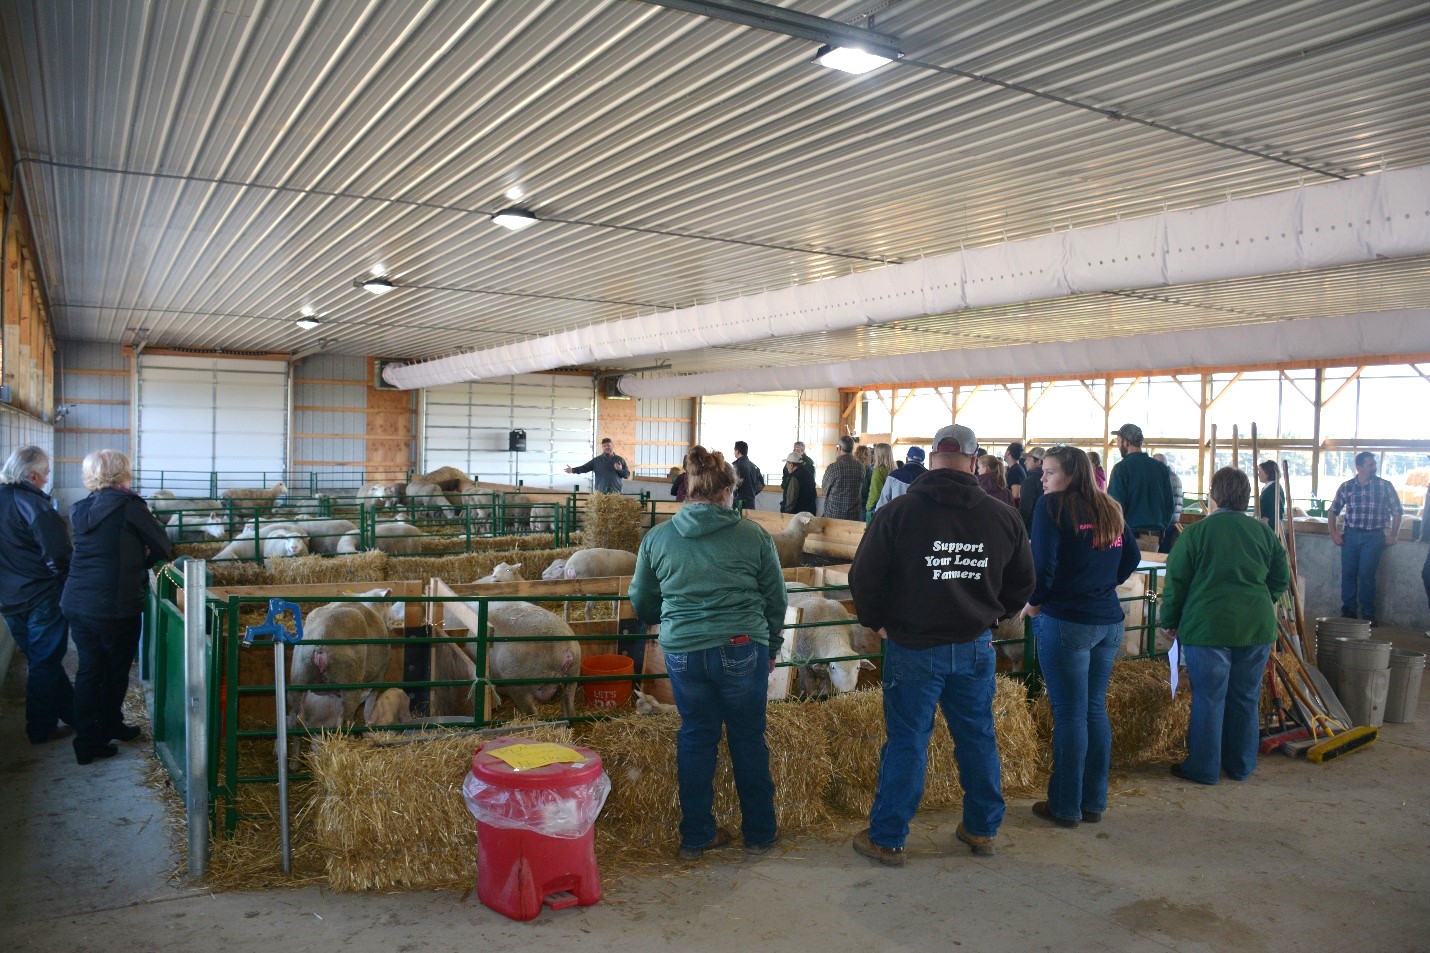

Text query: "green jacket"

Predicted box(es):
[1159, 510, 1290, 647]
[1107, 451, 1175, 532]
[629, 503, 788, 654]
[865, 465, 889, 512]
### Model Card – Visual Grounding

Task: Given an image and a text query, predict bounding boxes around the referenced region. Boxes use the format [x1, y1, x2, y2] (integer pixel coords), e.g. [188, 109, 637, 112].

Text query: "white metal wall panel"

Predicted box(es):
[136, 355, 287, 490]
[634, 397, 693, 478]
[421, 374, 593, 489]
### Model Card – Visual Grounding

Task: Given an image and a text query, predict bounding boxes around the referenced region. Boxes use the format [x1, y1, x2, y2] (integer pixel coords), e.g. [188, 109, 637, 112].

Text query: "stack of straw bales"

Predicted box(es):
[1031, 658, 1191, 770]
[308, 724, 575, 892]
[581, 492, 643, 553]
[198, 546, 580, 588]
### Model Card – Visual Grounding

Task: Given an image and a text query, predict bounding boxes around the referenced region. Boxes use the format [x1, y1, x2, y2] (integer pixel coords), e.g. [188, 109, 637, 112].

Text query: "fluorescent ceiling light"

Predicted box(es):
[813, 44, 893, 74]
[295, 318, 320, 330]
[360, 276, 396, 295]
[491, 208, 538, 231]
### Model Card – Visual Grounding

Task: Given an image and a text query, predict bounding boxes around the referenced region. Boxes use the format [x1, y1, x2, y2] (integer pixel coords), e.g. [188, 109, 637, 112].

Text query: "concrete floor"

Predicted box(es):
[2, 630, 1427, 953]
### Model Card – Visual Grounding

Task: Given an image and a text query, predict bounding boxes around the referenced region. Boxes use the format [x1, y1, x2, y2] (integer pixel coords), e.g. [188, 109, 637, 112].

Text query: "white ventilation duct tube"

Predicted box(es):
[384, 163, 1430, 391]
[615, 309, 1430, 398]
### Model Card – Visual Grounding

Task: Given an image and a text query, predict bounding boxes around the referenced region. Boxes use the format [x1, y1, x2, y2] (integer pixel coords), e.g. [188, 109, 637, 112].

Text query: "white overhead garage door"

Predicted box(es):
[136, 355, 288, 492]
[423, 374, 593, 489]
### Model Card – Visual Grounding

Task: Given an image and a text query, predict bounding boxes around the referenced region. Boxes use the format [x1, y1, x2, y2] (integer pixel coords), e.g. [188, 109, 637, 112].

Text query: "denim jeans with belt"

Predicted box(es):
[1034, 614, 1123, 821]
[664, 640, 777, 850]
[1180, 642, 1274, 783]
[3, 591, 75, 742]
[1339, 527, 1386, 620]
[869, 634, 1004, 848]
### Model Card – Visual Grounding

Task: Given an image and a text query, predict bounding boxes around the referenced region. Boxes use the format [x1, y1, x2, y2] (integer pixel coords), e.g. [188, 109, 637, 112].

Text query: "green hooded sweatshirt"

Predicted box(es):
[629, 503, 788, 654]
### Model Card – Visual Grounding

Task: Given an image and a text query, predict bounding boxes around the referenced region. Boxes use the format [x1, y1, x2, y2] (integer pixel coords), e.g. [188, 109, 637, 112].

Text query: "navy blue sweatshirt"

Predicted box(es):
[1029, 493, 1141, 624]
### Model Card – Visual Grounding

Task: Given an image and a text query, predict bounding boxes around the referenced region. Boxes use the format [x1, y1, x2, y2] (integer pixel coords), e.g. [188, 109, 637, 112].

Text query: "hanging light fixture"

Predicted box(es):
[491, 208, 538, 231]
[295, 317, 321, 330]
[357, 276, 396, 295]
[812, 43, 894, 74]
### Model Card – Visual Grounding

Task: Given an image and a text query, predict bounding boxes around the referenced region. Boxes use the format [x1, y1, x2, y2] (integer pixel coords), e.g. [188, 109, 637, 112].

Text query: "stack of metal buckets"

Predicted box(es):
[1314, 618, 1425, 726]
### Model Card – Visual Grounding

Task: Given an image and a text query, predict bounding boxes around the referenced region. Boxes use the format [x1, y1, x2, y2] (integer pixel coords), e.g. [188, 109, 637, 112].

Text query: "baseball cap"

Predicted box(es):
[1030, 446, 1046, 460]
[905, 446, 925, 462]
[784, 452, 803, 464]
[1115, 423, 1144, 443]
[931, 424, 978, 456]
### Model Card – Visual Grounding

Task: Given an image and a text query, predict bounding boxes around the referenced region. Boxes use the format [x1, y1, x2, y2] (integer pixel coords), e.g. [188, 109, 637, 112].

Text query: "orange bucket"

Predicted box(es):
[581, 654, 635, 710]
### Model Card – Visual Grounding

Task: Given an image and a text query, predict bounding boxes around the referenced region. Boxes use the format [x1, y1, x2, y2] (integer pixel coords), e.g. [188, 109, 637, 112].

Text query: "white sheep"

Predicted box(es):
[287, 589, 405, 726]
[335, 520, 427, 555]
[770, 512, 816, 568]
[286, 691, 344, 731]
[220, 482, 288, 515]
[528, 501, 559, 533]
[541, 559, 568, 581]
[466, 600, 581, 716]
[356, 482, 389, 511]
[405, 479, 454, 518]
[474, 561, 523, 584]
[292, 518, 359, 555]
[363, 688, 412, 727]
[563, 548, 638, 579]
[633, 689, 677, 716]
[213, 523, 309, 560]
[788, 596, 875, 695]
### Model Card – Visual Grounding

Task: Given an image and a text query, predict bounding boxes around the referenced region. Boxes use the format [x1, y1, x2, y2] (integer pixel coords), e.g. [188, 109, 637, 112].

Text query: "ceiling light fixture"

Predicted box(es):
[358, 276, 396, 295]
[491, 208, 538, 231]
[813, 43, 894, 74]
[295, 317, 320, 330]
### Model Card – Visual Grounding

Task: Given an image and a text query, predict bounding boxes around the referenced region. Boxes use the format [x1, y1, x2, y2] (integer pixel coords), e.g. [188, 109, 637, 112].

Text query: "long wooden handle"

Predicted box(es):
[1280, 460, 1311, 658]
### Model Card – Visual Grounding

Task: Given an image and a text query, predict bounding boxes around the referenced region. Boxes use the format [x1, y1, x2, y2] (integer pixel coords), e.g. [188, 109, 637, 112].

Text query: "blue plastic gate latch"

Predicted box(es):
[242, 599, 305, 645]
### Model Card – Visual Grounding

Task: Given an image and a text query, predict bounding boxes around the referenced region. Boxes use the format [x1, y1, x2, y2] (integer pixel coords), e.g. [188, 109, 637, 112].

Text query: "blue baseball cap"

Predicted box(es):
[905, 446, 925, 462]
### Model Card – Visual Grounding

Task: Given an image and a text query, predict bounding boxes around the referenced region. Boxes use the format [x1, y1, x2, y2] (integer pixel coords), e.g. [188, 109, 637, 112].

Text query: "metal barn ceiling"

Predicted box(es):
[2, 0, 1428, 381]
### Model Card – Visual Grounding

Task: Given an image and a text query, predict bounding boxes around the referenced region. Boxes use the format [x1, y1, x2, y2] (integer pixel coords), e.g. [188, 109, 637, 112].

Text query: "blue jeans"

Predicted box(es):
[1034, 614, 1122, 821]
[869, 635, 1004, 848]
[4, 591, 75, 741]
[1339, 527, 1386, 619]
[1180, 642, 1274, 783]
[664, 641, 777, 850]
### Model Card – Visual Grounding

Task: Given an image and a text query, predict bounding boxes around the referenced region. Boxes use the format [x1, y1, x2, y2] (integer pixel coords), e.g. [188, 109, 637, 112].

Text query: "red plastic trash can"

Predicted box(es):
[468, 737, 605, 921]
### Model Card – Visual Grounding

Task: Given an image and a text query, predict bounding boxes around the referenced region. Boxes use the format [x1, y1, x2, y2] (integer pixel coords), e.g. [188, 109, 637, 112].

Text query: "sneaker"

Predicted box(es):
[852, 829, 905, 867]
[1032, 801, 1078, 829]
[677, 828, 731, 861]
[1170, 763, 1215, 785]
[955, 823, 996, 857]
[1081, 811, 1103, 824]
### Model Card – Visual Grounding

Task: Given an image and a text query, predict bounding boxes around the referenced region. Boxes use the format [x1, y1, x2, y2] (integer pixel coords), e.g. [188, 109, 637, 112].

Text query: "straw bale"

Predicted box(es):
[581, 493, 643, 554]
[270, 551, 389, 585]
[822, 678, 1046, 817]
[308, 723, 574, 892]
[1031, 658, 1191, 770]
[387, 546, 580, 585]
[172, 540, 225, 560]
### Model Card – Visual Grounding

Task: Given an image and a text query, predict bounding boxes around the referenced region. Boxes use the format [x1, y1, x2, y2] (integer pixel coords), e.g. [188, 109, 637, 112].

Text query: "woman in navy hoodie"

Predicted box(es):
[62, 450, 170, 764]
[1021, 446, 1140, 827]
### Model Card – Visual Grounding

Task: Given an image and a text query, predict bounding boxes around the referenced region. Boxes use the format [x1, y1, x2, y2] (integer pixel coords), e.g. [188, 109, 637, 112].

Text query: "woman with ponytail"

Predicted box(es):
[1020, 446, 1140, 828]
[629, 445, 788, 861]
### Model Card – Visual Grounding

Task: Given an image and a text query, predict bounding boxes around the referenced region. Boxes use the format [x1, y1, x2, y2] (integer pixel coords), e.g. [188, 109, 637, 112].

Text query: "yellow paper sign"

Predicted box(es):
[487, 743, 585, 771]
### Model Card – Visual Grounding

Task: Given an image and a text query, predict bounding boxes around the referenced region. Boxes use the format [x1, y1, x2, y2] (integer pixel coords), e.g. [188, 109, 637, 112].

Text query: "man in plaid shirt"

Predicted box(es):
[1329, 452, 1403, 624]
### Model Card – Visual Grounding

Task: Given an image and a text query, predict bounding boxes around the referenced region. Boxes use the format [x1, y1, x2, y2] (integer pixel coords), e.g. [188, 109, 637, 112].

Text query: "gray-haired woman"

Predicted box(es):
[0, 445, 75, 744]
[62, 450, 170, 764]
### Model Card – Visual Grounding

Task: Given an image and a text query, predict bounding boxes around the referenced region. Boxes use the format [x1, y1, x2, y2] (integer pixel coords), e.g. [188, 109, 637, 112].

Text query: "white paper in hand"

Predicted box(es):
[1168, 639, 1181, 697]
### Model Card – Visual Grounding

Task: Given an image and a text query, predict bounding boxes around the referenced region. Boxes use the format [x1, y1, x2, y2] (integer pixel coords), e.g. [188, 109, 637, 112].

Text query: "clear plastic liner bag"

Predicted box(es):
[462, 770, 611, 838]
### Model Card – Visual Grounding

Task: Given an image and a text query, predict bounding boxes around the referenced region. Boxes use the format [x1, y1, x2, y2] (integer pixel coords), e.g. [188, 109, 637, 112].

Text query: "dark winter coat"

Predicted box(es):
[0, 481, 71, 614]
[62, 486, 171, 620]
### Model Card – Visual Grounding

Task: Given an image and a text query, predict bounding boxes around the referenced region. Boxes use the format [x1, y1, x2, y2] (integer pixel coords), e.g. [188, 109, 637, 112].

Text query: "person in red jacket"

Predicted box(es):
[848, 424, 1035, 866]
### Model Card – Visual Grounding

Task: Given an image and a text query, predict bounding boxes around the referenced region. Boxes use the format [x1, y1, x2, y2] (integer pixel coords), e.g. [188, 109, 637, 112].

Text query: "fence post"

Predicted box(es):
[183, 558, 210, 882]
[209, 472, 219, 498]
[474, 598, 490, 728]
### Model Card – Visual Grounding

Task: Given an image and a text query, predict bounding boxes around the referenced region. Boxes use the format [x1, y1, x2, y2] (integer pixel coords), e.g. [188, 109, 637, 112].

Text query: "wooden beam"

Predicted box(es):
[1107, 376, 1143, 413]
[1321, 367, 1363, 409]
[1278, 370, 1315, 405]
[1205, 371, 1245, 411]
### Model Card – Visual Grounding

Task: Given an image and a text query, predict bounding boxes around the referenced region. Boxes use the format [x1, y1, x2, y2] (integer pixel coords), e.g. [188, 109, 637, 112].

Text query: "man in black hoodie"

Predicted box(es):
[0, 446, 75, 744]
[849, 424, 1035, 866]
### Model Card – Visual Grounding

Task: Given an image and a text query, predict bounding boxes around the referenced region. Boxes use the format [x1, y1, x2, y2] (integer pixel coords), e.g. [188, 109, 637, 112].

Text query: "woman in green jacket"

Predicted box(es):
[865, 442, 893, 520]
[629, 445, 788, 860]
[1159, 467, 1289, 785]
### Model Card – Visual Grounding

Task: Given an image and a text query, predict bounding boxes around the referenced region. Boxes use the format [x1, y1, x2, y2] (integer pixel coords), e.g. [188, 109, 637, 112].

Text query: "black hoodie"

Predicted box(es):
[850, 468, 1035, 649]
[62, 486, 171, 619]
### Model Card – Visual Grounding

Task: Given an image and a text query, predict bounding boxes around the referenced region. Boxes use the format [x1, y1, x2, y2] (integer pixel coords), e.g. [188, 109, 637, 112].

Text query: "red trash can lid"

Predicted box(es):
[471, 736, 604, 790]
